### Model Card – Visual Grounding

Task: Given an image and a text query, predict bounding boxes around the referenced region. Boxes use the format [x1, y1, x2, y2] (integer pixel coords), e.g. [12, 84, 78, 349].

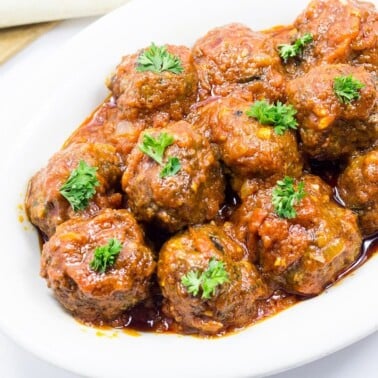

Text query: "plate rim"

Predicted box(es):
[0, 0, 377, 377]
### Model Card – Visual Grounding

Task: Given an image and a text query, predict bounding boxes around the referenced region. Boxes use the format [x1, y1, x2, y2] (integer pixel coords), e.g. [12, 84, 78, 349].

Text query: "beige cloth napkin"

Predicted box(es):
[0, 22, 58, 64]
[0, 0, 129, 64]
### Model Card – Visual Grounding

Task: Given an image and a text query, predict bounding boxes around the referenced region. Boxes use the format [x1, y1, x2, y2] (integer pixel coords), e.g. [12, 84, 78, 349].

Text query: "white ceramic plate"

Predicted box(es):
[0, 0, 377, 377]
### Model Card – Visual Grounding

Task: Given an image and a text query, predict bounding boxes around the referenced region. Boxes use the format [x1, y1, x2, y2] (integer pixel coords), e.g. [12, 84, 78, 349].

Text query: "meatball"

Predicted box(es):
[157, 224, 268, 335]
[192, 23, 285, 101]
[122, 121, 225, 232]
[232, 175, 361, 295]
[286, 64, 377, 160]
[41, 209, 156, 323]
[338, 147, 378, 236]
[293, 0, 378, 75]
[25, 143, 123, 237]
[349, 1, 378, 74]
[108, 44, 198, 122]
[193, 96, 302, 186]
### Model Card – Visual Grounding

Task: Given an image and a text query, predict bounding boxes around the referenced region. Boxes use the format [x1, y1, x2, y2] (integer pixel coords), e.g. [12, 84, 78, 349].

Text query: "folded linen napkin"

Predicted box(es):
[0, 0, 129, 28]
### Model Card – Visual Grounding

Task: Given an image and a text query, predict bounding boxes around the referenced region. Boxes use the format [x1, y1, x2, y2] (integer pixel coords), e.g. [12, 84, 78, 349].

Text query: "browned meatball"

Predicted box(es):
[157, 224, 268, 335]
[25, 143, 123, 237]
[193, 96, 302, 186]
[41, 209, 156, 323]
[286, 64, 377, 160]
[231, 175, 361, 295]
[192, 23, 285, 101]
[108, 44, 198, 122]
[293, 0, 378, 75]
[122, 121, 225, 232]
[349, 2, 378, 74]
[338, 147, 378, 236]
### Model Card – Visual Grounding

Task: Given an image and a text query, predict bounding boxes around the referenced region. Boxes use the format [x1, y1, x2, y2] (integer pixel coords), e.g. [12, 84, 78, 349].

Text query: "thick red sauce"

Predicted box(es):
[90, 234, 377, 336]
[38, 97, 378, 337]
[110, 227, 377, 336]
[102, 235, 377, 337]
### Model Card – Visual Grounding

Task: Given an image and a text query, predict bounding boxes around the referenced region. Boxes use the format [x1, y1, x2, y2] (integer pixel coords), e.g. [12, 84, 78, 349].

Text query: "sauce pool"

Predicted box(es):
[37, 98, 378, 337]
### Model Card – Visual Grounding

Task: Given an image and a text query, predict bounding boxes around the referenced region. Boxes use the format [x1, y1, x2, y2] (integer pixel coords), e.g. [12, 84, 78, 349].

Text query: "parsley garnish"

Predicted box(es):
[181, 257, 229, 299]
[333, 75, 365, 104]
[181, 270, 202, 297]
[136, 43, 183, 74]
[89, 238, 122, 273]
[278, 33, 313, 62]
[272, 176, 306, 219]
[246, 100, 298, 135]
[160, 157, 181, 178]
[139, 132, 181, 178]
[139, 132, 173, 164]
[59, 160, 99, 211]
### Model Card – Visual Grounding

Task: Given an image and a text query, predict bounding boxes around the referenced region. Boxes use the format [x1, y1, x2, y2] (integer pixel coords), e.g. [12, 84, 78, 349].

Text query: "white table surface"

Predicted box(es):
[0, 16, 377, 378]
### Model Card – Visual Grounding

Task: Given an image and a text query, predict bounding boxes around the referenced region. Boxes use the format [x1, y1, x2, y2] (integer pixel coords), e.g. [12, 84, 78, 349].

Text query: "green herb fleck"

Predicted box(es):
[181, 257, 229, 300]
[160, 157, 181, 178]
[272, 176, 306, 219]
[333, 75, 365, 104]
[89, 238, 122, 273]
[246, 100, 298, 135]
[139, 132, 173, 165]
[139, 132, 181, 178]
[278, 33, 313, 62]
[181, 270, 202, 297]
[59, 160, 99, 212]
[136, 42, 183, 74]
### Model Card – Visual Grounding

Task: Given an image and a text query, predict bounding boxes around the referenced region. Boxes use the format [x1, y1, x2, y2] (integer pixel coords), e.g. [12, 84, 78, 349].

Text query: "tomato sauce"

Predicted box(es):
[30, 0, 378, 336]
[71, 147, 377, 335]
